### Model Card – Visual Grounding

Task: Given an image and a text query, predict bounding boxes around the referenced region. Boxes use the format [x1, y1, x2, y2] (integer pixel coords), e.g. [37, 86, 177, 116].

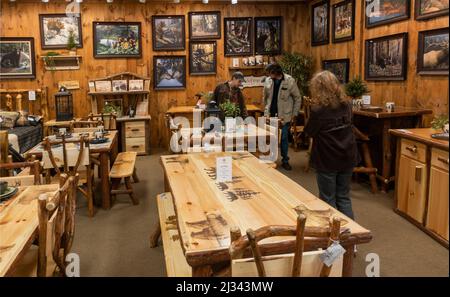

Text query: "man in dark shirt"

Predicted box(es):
[212, 72, 248, 119]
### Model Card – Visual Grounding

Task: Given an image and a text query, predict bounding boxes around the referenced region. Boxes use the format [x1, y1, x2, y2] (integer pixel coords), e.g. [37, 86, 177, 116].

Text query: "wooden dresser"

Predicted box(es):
[390, 128, 449, 247]
[117, 116, 151, 155]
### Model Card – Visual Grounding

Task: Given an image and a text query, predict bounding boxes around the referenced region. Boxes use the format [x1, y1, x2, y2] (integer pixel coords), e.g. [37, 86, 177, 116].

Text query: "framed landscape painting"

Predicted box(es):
[254, 17, 282, 55]
[153, 56, 186, 90]
[152, 15, 185, 51]
[39, 13, 83, 49]
[332, 0, 354, 43]
[224, 17, 253, 56]
[311, 0, 329, 46]
[188, 11, 221, 40]
[365, 33, 408, 81]
[415, 0, 449, 20]
[365, 0, 410, 28]
[190, 41, 217, 75]
[93, 22, 141, 58]
[417, 28, 449, 75]
[322, 59, 350, 83]
[0, 37, 36, 79]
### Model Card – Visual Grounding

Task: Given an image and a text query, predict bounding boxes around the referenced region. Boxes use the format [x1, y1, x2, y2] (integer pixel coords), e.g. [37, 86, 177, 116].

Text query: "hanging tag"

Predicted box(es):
[28, 90, 36, 101]
[319, 241, 346, 267]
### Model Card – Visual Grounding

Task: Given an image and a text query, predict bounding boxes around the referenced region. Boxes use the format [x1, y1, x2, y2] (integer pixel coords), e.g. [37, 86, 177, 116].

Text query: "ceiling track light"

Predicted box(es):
[139, 0, 146, 3]
[42, 0, 49, 3]
[174, 0, 180, 3]
[231, 0, 238, 4]
[106, 0, 113, 3]
[202, 0, 209, 4]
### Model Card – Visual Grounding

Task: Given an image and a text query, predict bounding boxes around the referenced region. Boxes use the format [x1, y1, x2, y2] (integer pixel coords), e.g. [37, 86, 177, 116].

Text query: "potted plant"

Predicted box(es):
[67, 29, 77, 56]
[431, 114, 449, 132]
[279, 52, 313, 96]
[43, 51, 60, 71]
[220, 100, 241, 132]
[345, 76, 369, 103]
[103, 102, 122, 117]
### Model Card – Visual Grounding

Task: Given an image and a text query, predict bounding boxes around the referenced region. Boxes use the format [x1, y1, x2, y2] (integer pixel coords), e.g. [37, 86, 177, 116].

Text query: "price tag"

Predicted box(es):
[28, 90, 36, 101]
[319, 241, 346, 267]
[216, 156, 232, 182]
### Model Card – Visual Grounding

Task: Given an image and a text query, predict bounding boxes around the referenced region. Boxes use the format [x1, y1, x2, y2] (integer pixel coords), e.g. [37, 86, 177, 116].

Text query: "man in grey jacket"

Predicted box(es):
[263, 63, 302, 170]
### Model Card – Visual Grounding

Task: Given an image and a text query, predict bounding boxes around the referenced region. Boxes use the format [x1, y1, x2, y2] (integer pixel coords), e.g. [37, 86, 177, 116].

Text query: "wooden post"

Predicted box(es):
[37, 194, 49, 277]
[292, 214, 306, 277]
[247, 229, 266, 277]
[320, 217, 341, 277]
[0, 130, 8, 177]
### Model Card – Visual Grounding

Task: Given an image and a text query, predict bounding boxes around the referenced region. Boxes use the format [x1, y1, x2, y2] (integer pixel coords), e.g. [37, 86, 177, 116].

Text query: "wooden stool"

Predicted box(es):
[353, 127, 378, 193]
[110, 152, 140, 205]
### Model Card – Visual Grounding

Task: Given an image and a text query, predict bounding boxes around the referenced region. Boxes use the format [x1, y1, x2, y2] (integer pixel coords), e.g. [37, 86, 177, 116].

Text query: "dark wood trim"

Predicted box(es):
[224, 17, 253, 57]
[93, 21, 142, 59]
[151, 15, 186, 51]
[364, 0, 410, 28]
[39, 13, 83, 50]
[331, 0, 355, 44]
[188, 11, 222, 40]
[311, 0, 330, 46]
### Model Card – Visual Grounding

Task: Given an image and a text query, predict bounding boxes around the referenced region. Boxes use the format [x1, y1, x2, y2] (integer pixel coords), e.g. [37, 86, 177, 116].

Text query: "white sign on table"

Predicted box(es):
[216, 156, 232, 182]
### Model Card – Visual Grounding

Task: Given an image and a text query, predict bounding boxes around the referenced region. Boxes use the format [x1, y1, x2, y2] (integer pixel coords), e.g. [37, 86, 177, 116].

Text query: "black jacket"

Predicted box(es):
[304, 102, 360, 172]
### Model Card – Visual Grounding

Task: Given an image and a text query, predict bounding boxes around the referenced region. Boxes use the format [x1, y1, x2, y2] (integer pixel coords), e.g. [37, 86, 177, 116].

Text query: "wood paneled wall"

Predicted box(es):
[309, 0, 449, 124]
[0, 0, 309, 147]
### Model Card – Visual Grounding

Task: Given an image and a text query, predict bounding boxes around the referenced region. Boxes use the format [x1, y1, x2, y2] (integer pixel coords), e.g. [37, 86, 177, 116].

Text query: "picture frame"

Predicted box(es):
[188, 11, 221, 40]
[224, 17, 253, 56]
[112, 80, 128, 92]
[93, 22, 142, 58]
[152, 15, 185, 51]
[415, 0, 449, 20]
[0, 37, 36, 80]
[95, 80, 112, 92]
[189, 41, 217, 76]
[39, 13, 83, 49]
[129, 79, 144, 91]
[254, 16, 283, 55]
[153, 55, 186, 90]
[365, 33, 408, 81]
[311, 0, 330, 46]
[365, 0, 410, 28]
[322, 59, 350, 84]
[332, 0, 355, 43]
[417, 28, 449, 76]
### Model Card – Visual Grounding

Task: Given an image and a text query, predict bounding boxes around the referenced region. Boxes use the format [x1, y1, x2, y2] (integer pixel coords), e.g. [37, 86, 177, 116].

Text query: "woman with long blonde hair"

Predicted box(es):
[304, 71, 359, 219]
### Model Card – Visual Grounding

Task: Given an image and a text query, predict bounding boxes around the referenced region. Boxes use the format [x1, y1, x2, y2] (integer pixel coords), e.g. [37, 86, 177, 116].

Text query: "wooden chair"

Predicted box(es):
[110, 151, 139, 205]
[228, 214, 343, 277]
[10, 174, 78, 277]
[0, 159, 41, 186]
[70, 119, 103, 133]
[352, 126, 378, 193]
[41, 135, 96, 217]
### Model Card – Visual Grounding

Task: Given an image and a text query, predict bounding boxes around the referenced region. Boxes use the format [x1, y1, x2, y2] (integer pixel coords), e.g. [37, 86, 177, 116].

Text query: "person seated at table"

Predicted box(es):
[304, 71, 360, 219]
[212, 71, 248, 118]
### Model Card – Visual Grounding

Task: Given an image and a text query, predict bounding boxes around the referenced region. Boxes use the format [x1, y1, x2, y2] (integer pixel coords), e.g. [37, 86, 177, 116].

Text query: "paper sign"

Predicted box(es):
[28, 90, 36, 101]
[362, 95, 371, 105]
[232, 58, 239, 68]
[216, 156, 232, 182]
[319, 242, 346, 267]
[225, 118, 236, 133]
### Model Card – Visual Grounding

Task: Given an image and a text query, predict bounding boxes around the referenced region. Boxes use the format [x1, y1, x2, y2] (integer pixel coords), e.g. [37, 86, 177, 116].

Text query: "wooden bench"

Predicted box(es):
[110, 152, 139, 205]
[155, 192, 191, 277]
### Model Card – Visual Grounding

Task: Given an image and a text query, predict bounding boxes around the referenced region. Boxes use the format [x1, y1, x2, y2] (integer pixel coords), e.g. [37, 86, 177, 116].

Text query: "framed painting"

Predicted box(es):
[224, 17, 253, 56]
[415, 0, 449, 20]
[188, 11, 221, 40]
[365, 0, 410, 28]
[0, 37, 36, 80]
[417, 28, 449, 75]
[332, 0, 355, 43]
[153, 56, 186, 90]
[152, 15, 185, 51]
[93, 22, 142, 58]
[254, 17, 282, 55]
[190, 41, 217, 75]
[311, 0, 330, 46]
[365, 33, 408, 81]
[39, 13, 83, 49]
[322, 59, 350, 83]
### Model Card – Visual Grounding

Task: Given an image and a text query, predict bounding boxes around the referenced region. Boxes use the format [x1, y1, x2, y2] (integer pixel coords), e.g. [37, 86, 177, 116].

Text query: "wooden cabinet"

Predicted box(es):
[391, 129, 449, 248]
[117, 116, 151, 155]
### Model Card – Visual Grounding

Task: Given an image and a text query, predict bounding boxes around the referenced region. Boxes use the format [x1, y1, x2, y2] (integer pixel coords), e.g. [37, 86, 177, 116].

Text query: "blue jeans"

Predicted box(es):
[280, 123, 290, 164]
[316, 170, 354, 219]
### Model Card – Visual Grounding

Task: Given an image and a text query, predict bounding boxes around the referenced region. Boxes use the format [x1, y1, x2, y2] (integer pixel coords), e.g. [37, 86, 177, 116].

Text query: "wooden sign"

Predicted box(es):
[58, 80, 80, 90]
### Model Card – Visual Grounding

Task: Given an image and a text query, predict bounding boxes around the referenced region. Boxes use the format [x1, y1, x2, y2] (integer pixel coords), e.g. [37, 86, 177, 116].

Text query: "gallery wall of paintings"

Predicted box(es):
[309, 0, 449, 121]
[0, 0, 309, 147]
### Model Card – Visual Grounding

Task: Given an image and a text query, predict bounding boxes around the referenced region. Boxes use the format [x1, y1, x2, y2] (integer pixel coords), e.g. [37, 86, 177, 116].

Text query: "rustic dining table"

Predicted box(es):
[159, 151, 372, 277]
[25, 131, 119, 209]
[0, 184, 59, 276]
[353, 106, 433, 192]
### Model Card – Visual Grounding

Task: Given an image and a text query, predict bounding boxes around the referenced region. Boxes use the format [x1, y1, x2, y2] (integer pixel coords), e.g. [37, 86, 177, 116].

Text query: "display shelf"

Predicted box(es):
[40, 55, 82, 71]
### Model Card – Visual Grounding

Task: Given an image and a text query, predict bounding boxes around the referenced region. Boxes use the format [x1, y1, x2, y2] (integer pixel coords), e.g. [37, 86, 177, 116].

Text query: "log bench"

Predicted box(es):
[154, 192, 191, 277]
[110, 152, 139, 205]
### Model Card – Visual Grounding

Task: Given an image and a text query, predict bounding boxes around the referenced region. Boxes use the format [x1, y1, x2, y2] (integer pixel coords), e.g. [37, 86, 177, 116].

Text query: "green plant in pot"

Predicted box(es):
[345, 76, 369, 101]
[67, 29, 77, 55]
[220, 100, 241, 118]
[43, 51, 60, 71]
[279, 52, 313, 96]
[431, 114, 449, 132]
[103, 102, 122, 117]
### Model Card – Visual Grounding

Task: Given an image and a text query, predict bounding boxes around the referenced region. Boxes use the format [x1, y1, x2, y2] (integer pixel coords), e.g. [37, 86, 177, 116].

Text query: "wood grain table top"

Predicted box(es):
[353, 106, 432, 119]
[0, 184, 59, 276]
[160, 152, 371, 260]
[390, 128, 449, 151]
[167, 104, 263, 115]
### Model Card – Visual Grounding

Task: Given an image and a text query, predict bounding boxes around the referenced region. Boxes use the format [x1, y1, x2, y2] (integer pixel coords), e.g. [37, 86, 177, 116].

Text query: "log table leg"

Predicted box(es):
[100, 152, 111, 209]
[149, 223, 161, 248]
[381, 120, 392, 193]
[342, 244, 355, 277]
[192, 265, 213, 277]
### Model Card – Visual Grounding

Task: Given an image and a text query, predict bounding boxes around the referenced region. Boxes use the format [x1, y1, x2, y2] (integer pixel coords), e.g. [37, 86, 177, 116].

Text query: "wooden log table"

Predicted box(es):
[353, 106, 432, 192]
[0, 184, 59, 276]
[25, 131, 119, 210]
[159, 152, 372, 277]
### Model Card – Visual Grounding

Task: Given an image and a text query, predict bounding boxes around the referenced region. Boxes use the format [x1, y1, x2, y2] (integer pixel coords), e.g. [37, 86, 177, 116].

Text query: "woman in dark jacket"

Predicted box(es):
[304, 71, 359, 219]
